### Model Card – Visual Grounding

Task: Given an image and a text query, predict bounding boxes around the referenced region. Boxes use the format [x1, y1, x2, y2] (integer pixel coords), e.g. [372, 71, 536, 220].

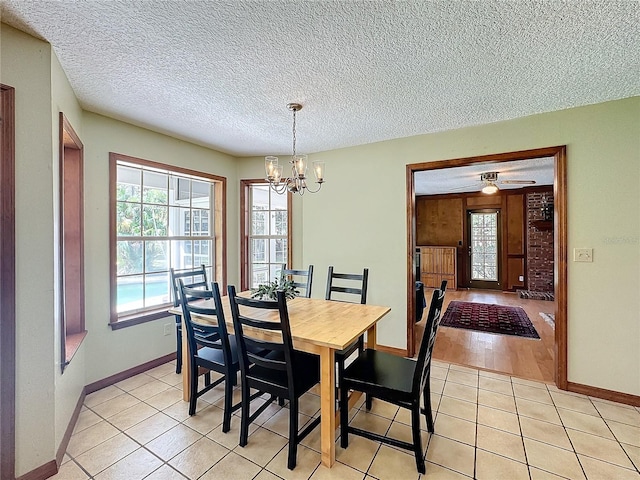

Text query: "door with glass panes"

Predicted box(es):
[467, 209, 501, 289]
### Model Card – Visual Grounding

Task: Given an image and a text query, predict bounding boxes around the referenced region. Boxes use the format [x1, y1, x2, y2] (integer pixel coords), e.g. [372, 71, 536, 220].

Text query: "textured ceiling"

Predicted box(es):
[1, 1, 638, 157]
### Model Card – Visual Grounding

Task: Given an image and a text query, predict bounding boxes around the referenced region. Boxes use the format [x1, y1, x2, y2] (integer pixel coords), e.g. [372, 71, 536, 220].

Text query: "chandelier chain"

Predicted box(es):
[292, 108, 297, 157]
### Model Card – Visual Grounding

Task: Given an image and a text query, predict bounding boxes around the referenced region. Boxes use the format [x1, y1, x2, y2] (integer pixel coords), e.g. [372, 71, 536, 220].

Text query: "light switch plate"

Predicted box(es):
[574, 248, 593, 262]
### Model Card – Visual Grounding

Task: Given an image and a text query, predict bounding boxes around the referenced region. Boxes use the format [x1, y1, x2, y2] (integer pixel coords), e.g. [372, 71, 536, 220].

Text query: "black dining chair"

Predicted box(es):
[170, 265, 209, 374]
[339, 287, 446, 474]
[228, 285, 321, 470]
[325, 266, 369, 398]
[280, 264, 314, 298]
[178, 281, 242, 432]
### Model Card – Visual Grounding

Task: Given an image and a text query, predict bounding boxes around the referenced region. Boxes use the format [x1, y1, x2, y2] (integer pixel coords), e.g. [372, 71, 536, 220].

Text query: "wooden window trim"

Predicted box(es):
[109, 152, 226, 327]
[240, 179, 292, 291]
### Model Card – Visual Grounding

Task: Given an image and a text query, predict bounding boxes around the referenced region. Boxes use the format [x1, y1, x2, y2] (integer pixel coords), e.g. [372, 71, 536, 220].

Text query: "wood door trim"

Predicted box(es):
[406, 146, 568, 392]
[0, 84, 16, 480]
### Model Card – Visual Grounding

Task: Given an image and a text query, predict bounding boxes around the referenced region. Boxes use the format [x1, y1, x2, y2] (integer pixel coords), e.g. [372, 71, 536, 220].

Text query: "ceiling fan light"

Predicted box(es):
[481, 183, 499, 195]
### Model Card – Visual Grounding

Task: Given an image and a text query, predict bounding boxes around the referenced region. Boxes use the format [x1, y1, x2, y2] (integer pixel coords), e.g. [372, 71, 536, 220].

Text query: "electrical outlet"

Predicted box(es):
[163, 323, 173, 336]
[573, 248, 593, 262]
[518, 275, 524, 282]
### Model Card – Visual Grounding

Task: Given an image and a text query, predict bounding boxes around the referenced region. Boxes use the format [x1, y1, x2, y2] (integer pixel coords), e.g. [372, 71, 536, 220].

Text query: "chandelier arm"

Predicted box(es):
[302, 182, 323, 194]
[268, 181, 289, 195]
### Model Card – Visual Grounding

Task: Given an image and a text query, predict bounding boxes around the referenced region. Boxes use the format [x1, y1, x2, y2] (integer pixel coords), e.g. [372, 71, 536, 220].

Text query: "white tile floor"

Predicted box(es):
[54, 360, 640, 479]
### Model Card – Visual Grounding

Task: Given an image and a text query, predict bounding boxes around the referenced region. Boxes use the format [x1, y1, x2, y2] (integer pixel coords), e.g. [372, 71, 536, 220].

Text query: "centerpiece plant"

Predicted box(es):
[250, 275, 299, 301]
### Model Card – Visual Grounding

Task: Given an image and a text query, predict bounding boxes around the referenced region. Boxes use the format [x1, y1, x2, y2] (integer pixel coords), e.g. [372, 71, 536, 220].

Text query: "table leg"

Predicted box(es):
[319, 347, 336, 467]
[366, 323, 377, 350]
[181, 317, 191, 402]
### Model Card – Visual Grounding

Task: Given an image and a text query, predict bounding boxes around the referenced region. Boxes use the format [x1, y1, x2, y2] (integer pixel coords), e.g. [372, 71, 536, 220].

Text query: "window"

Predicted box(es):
[110, 153, 225, 327]
[241, 181, 291, 290]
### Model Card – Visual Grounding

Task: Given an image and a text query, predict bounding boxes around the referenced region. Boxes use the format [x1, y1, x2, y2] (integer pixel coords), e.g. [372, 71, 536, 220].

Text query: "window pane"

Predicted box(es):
[252, 239, 267, 263]
[117, 275, 143, 312]
[252, 211, 267, 235]
[193, 239, 212, 267]
[192, 180, 210, 205]
[172, 177, 191, 205]
[271, 190, 287, 210]
[145, 240, 169, 272]
[145, 272, 170, 308]
[116, 202, 141, 236]
[272, 238, 287, 263]
[142, 205, 168, 236]
[272, 210, 287, 236]
[171, 240, 192, 270]
[251, 265, 269, 288]
[193, 209, 210, 236]
[270, 264, 282, 282]
[117, 166, 141, 202]
[143, 171, 168, 204]
[168, 206, 190, 236]
[117, 241, 143, 275]
[251, 185, 270, 210]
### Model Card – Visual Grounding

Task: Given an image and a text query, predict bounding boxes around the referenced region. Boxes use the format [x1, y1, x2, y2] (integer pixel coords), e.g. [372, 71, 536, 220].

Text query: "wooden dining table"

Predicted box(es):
[169, 293, 391, 468]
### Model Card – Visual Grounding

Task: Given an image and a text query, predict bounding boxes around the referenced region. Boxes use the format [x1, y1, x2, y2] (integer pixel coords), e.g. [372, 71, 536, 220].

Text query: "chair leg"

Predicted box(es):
[204, 371, 211, 386]
[340, 381, 349, 449]
[287, 398, 299, 470]
[239, 383, 250, 447]
[188, 362, 198, 416]
[176, 326, 182, 374]
[365, 393, 373, 410]
[222, 373, 233, 433]
[423, 383, 434, 433]
[411, 404, 426, 474]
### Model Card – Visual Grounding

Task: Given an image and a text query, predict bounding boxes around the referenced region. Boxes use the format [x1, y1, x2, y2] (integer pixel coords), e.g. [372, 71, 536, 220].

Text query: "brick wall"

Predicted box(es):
[526, 191, 554, 292]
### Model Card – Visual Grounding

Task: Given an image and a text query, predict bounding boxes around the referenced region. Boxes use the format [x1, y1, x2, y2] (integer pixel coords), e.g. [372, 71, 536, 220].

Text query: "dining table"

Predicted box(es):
[169, 292, 391, 468]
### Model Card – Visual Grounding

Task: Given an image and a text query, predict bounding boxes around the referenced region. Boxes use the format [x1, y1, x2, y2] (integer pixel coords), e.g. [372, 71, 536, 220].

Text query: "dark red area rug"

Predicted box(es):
[441, 301, 540, 339]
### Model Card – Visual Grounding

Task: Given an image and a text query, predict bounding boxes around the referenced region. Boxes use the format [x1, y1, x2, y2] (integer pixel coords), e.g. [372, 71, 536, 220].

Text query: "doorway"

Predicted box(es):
[468, 209, 501, 290]
[406, 146, 567, 388]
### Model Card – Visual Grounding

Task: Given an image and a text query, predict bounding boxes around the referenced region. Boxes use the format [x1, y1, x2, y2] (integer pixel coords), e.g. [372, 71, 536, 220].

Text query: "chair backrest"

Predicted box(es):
[179, 281, 230, 364]
[227, 285, 297, 395]
[280, 264, 314, 298]
[413, 288, 446, 395]
[170, 264, 209, 307]
[325, 266, 368, 304]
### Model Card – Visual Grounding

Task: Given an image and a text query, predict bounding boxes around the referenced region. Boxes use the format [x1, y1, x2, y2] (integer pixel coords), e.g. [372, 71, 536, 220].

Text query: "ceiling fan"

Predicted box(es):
[479, 171, 536, 194]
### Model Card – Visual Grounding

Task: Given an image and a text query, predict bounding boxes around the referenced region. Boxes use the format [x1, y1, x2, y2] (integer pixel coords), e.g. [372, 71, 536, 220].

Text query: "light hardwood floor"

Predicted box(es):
[418, 288, 556, 384]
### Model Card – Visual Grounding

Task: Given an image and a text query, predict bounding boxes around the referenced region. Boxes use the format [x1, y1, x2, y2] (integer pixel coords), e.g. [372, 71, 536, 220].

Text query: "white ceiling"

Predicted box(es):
[414, 157, 555, 196]
[1, 1, 638, 157]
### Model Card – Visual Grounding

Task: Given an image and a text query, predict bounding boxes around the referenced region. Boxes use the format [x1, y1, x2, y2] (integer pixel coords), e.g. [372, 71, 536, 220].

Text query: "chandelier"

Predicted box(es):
[265, 103, 325, 195]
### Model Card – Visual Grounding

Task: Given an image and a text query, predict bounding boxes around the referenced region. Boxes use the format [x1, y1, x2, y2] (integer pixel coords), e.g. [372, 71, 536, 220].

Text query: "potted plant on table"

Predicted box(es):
[250, 276, 299, 301]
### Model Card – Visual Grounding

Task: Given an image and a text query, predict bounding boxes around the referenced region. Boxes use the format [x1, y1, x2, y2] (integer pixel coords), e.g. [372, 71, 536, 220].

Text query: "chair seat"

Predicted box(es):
[197, 335, 239, 368]
[342, 349, 417, 402]
[248, 351, 320, 394]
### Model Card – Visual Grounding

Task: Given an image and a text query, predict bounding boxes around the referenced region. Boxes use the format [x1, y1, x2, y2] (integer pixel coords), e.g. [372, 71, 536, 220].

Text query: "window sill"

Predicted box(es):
[63, 331, 88, 372]
[110, 307, 173, 330]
